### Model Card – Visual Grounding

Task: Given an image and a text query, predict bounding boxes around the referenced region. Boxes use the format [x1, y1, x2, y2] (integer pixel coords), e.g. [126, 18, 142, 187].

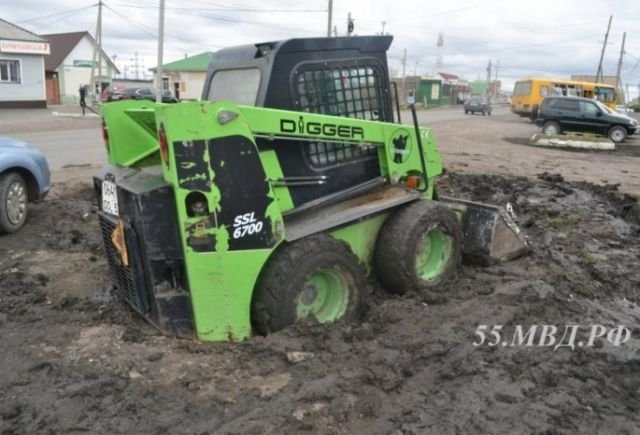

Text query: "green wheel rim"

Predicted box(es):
[415, 228, 453, 281]
[295, 269, 350, 323]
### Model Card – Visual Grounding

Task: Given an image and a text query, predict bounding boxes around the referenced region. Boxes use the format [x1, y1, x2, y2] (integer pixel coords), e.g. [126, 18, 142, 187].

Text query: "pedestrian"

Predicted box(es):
[79, 85, 86, 108]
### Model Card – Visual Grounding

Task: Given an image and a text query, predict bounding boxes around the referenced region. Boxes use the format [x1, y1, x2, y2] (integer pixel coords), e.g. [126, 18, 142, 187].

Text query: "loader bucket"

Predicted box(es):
[439, 196, 529, 266]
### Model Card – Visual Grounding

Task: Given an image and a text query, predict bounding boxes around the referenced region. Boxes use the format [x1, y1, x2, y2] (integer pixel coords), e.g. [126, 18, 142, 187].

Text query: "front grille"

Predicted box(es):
[99, 212, 149, 313]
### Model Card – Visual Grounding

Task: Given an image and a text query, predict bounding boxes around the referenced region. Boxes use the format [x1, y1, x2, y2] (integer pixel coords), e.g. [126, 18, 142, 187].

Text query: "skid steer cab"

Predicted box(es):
[95, 36, 526, 341]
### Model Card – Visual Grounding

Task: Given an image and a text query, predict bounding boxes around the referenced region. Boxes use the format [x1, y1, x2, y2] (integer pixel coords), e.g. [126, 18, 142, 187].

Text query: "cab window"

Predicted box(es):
[291, 60, 384, 169]
[208, 68, 261, 105]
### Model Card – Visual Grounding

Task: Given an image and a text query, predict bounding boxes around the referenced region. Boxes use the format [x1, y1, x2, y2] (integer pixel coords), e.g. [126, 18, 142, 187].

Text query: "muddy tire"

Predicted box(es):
[542, 121, 561, 136]
[374, 201, 462, 294]
[251, 235, 366, 335]
[608, 126, 627, 143]
[0, 172, 28, 234]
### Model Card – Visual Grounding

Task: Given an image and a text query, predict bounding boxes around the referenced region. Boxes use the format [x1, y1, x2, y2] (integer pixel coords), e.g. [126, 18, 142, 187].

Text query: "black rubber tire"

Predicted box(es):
[608, 125, 627, 143]
[374, 201, 462, 294]
[542, 121, 561, 136]
[251, 235, 366, 335]
[482, 110, 486, 116]
[0, 172, 28, 234]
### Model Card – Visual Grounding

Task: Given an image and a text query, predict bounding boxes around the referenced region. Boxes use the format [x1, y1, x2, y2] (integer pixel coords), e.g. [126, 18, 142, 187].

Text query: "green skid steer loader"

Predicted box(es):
[95, 36, 526, 341]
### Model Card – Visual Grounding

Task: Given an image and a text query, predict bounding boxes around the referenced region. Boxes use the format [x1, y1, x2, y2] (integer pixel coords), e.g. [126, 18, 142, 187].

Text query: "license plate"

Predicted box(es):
[102, 180, 119, 216]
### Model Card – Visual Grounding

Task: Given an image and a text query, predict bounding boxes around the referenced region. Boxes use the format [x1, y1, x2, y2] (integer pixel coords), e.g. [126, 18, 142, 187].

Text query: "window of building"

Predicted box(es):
[0, 59, 21, 83]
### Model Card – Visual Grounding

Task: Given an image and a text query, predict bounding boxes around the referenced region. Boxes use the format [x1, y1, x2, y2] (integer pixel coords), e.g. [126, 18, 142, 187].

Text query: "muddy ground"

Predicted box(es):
[1, 165, 639, 434]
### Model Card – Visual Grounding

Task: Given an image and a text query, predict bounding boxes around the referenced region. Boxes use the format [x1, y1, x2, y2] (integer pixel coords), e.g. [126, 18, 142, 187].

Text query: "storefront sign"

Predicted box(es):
[73, 60, 96, 67]
[0, 40, 50, 55]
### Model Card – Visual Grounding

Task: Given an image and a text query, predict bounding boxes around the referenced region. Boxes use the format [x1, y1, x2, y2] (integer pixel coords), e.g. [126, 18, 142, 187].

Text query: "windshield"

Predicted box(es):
[595, 101, 612, 113]
[595, 87, 616, 103]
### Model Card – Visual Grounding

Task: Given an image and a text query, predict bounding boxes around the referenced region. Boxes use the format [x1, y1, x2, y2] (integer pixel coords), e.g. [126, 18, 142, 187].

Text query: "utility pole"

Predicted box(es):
[156, 0, 165, 102]
[381, 21, 386, 35]
[595, 15, 612, 83]
[131, 52, 140, 80]
[89, 0, 102, 102]
[486, 59, 492, 99]
[436, 32, 443, 72]
[401, 48, 407, 102]
[333, 25, 338, 37]
[326, 0, 333, 37]
[494, 60, 500, 100]
[615, 32, 626, 103]
[97, 0, 102, 100]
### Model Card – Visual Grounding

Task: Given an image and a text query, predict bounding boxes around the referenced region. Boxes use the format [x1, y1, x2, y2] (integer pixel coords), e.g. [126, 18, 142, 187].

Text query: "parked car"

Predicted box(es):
[615, 104, 633, 114]
[118, 87, 179, 103]
[464, 97, 492, 115]
[0, 137, 51, 233]
[101, 83, 127, 101]
[535, 96, 637, 143]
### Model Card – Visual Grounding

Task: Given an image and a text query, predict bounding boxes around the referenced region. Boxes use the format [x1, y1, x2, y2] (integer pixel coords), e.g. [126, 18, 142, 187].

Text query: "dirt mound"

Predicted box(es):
[1, 173, 639, 434]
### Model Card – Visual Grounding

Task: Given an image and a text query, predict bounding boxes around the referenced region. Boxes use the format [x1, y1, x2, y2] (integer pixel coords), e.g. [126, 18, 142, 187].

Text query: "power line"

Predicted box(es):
[113, 0, 325, 13]
[110, 0, 325, 35]
[102, 3, 217, 53]
[29, 7, 97, 32]
[113, 3, 326, 13]
[14, 4, 97, 24]
[156, 7, 321, 35]
[178, 0, 325, 12]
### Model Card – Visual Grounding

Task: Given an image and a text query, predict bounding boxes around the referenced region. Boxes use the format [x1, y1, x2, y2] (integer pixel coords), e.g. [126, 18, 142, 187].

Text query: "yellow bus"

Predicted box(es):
[511, 77, 617, 119]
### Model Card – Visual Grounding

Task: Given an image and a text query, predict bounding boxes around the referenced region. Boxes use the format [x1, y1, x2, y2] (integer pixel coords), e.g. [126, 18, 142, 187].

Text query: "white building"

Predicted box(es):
[41, 31, 118, 104]
[150, 52, 213, 100]
[0, 18, 49, 108]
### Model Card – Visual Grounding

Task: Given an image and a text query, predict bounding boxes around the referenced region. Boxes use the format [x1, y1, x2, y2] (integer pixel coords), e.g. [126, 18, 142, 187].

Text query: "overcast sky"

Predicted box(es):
[2, 0, 639, 99]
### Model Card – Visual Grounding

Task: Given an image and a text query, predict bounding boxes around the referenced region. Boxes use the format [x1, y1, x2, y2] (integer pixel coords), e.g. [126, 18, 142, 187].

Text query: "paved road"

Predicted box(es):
[401, 105, 511, 125]
[11, 128, 104, 171]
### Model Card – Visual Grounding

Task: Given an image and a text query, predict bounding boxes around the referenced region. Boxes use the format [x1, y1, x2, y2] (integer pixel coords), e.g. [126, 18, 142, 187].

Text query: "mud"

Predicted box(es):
[1, 172, 640, 434]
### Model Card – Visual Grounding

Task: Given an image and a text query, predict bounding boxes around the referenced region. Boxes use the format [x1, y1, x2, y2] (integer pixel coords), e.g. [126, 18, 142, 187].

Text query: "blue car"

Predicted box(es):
[0, 137, 51, 233]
